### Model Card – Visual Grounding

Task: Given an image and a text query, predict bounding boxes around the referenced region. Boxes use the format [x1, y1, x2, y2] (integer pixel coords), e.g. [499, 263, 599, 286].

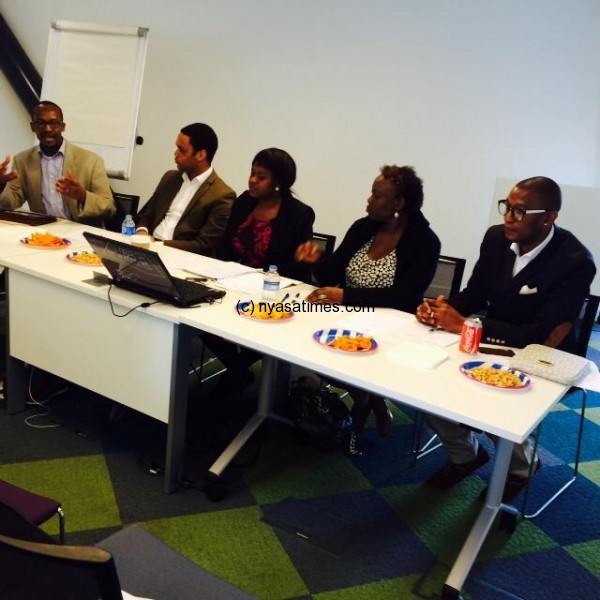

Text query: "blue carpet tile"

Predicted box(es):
[1, 380, 600, 599]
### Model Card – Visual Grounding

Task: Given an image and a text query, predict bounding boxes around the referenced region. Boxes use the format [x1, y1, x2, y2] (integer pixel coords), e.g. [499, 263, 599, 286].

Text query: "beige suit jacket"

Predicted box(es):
[0, 142, 115, 226]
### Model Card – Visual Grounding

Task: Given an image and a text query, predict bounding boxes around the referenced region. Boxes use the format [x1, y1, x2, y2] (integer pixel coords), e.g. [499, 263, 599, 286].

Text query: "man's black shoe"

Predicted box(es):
[427, 445, 490, 489]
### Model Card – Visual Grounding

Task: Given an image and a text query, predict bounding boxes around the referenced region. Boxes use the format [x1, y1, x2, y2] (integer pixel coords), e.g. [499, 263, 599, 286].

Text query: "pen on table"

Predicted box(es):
[280, 292, 290, 303]
[182, 269, 214, 281]
[292, 292, 301, 303]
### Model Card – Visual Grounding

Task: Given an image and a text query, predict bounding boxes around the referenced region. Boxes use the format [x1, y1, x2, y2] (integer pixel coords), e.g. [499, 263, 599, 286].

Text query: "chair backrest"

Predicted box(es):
[423, 255, 466, 299]
[573, 294, 600, 357]
[105, 191, 140, 233]
[113, 193, 140, 218]
[0, 500, 122, 600]
[0, 533, 122, 600]
[312, 232, 336, 258]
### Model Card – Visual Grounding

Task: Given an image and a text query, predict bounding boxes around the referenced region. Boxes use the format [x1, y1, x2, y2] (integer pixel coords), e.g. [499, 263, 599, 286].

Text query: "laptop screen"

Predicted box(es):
[83, 232, 180, 298]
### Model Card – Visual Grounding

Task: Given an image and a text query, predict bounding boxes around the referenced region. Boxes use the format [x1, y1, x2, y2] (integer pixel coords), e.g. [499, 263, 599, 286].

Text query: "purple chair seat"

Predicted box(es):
[0, 480, 64, 542]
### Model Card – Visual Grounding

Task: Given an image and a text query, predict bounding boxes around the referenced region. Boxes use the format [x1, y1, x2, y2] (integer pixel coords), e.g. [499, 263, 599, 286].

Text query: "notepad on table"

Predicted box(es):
[387, 340, 449, 369]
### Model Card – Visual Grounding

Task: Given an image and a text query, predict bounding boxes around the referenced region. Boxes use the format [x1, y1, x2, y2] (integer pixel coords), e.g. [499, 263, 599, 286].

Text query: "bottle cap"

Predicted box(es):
[269, 265, 277, 270]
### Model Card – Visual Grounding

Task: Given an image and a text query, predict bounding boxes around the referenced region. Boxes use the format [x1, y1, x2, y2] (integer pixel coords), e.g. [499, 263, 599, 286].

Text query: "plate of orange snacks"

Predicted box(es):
[20, 231, 71, 249]
[313, 329, 378, 353]
[66, 251, 103, 266]
[237, 301, 293, 321]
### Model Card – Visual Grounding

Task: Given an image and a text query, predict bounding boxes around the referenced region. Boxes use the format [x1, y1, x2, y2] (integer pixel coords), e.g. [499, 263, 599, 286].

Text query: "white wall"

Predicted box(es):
[0, 76, 33, 151]
[1, 0, 599, 276]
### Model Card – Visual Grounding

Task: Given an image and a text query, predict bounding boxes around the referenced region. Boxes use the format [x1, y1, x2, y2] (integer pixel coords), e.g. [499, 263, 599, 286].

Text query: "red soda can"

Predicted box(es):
[460, 317, 482, 354]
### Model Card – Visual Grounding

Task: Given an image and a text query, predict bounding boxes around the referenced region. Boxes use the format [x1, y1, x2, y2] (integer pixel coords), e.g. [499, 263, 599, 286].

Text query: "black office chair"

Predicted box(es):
[0, 500, 121, 600]
[520, 294, 599, 519]
[573, 294, 600, 358]
[0, 480, 65, 543]
[414, 255, 467, 459]
[423, 255, 466, 300]
[104, 191, 140, 233]
[0, 500, 256, 600]
[312, 232, 336, 258]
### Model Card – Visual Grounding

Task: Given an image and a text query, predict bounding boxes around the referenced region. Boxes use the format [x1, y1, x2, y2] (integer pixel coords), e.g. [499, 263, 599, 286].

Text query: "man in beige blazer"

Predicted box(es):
[0, 101, 115, 227]
[135, 123, 235, 256]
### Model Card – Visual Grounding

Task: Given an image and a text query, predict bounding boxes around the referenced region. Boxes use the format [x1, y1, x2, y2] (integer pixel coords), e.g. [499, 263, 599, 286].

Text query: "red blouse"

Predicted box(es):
[230, 214, 273, 268]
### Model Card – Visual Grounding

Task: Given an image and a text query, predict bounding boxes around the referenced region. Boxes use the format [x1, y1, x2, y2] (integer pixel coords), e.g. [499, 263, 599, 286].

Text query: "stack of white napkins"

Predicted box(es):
[387, 340, 449, 369]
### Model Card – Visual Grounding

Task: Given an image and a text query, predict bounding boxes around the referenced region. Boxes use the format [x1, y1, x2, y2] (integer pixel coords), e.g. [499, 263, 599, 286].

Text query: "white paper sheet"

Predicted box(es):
[331, 310, 413, 337]
[574, 360, 600, 393]
[386, 340, 449, 369]
[159, 251, 256, 280]
[215, 271, 298, 294]
[394, 319, 460, 347]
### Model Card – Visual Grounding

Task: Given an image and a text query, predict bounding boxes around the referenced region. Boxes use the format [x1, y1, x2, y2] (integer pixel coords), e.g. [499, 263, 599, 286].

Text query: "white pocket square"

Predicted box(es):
[519, 285, 538, 295]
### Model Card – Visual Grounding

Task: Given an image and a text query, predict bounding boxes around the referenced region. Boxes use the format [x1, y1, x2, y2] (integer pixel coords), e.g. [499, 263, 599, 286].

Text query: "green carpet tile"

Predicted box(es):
[1, 365, 600, 600]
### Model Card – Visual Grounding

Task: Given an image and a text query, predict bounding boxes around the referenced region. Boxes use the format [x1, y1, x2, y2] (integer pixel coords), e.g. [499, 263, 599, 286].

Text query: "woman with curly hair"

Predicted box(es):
[296, 165, 441, 454]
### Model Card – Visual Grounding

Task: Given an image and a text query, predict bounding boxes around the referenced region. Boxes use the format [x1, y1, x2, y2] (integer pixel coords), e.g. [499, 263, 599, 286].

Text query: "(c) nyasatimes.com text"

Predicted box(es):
[235, 300, 374, 316]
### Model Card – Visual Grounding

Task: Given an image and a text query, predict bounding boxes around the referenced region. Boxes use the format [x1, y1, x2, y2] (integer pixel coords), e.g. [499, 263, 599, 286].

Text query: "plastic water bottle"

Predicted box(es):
[121, 214, 136, 241]
[263, 265, 280, 300]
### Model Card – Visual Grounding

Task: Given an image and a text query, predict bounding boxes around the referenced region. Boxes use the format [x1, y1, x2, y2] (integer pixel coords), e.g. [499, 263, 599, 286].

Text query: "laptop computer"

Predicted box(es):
[0, 210, 57, 226]
[83, 231, 225, 308]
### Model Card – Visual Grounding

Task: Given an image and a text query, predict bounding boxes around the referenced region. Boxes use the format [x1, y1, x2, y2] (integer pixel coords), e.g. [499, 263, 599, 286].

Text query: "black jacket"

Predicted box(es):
[449, 224, 596, 349]
[219, 190, 315, 281]
[314, 211, 441, 311]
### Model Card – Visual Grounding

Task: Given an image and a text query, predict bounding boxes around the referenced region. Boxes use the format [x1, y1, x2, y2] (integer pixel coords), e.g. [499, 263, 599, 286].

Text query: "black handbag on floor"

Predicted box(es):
[286, 375, 352, 450]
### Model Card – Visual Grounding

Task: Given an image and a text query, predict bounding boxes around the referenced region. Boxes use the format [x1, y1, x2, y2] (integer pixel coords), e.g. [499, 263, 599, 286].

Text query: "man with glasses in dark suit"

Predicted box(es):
[416, 176, 596, 501]
[0, 100, 115, 227]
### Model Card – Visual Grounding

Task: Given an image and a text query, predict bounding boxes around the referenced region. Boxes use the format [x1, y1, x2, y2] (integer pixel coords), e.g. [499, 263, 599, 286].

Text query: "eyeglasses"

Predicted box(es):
[497, 199, 549, 222]
[32, 119, 63, 129]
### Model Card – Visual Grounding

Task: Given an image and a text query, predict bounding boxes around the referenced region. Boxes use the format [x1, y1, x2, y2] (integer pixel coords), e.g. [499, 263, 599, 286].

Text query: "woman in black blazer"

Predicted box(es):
[219, 148, 314, 280]
[210, 148, 315, 397]
[296, 165, 441, 454]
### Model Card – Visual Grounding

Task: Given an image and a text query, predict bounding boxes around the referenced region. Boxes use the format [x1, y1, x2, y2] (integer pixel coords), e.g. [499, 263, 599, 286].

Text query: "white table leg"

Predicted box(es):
[442, 437, 514, 598]
[208, 355, 278, 477]
[164, 324, 194, 494]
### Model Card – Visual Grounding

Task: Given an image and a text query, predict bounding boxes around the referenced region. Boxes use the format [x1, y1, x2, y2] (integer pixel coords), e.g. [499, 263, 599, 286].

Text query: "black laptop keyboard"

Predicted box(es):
[172, 276, 214, 302]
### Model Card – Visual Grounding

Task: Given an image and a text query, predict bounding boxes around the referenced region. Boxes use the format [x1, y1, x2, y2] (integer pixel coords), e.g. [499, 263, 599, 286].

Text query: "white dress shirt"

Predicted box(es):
[40, 140, 69, 219]
[152, 167, 213, 240]
[511, 225, 554, 276]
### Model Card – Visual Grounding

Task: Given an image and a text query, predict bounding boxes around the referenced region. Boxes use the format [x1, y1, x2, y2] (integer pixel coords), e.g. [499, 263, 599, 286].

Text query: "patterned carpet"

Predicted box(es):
[1, 330, 600, 600]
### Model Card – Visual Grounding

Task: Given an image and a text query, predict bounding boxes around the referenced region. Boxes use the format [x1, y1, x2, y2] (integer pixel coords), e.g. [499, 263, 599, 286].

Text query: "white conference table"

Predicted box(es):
[0, 221, 192, 495]
[177, 285, 569, 599]
[0, 221, 570, 599]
